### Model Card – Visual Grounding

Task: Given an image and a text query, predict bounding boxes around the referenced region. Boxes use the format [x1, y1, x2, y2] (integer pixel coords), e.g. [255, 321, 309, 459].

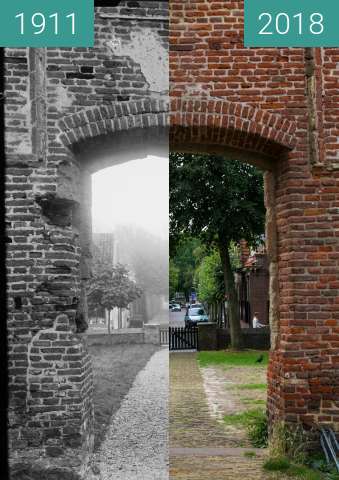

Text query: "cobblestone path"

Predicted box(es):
[169, 353, 289, 480]
[88, 347, 169, 480]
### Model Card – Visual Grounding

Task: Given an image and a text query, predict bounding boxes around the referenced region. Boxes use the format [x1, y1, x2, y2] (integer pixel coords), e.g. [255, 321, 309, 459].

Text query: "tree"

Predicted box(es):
[87, 262, 142, 333]
[170, 153, 265, 349]
[195, 248, 225, 324]
[195, 248, 224, 305]
[169, 259, 179, 300]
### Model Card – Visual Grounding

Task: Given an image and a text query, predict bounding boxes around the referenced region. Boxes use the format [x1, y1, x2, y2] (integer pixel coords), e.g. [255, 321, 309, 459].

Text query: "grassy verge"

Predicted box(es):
[242, 398, 266, 406]
[224, 408, 264, 426]
[224, 408, 268, 448]
[237, 383, 267, 390]
[198, 350, 269, 368]
[89, 343, 159, 449]
[263, 457, 339, 480]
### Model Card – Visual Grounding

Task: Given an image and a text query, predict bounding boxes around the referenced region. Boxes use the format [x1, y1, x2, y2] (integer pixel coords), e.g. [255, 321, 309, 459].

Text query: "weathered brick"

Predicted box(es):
[170, 0, 339, 440]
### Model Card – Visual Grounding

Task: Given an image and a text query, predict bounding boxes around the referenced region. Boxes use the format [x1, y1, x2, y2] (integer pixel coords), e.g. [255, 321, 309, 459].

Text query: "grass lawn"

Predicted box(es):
[89, 343, 160, 449]
[198, 350, 269, 368]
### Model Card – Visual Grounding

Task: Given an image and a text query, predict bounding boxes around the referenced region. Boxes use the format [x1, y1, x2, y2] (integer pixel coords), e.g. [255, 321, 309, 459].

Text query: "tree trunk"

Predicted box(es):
[222, 301, 227, 328]
[107, 309, 111, 334]
[218, 239, 243, 349]
[218, 302, 222, 327]
[118, 308, 122, 329]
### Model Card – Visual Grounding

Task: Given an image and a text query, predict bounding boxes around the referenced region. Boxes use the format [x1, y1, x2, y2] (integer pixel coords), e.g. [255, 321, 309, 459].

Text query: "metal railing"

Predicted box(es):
[160, 328, 169, 345]
[320, 427, 339, 472]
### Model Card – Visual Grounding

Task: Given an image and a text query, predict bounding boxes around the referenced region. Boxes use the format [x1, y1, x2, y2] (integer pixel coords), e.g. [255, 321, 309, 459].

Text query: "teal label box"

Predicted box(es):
[245, 0, 339, 47]
[0, 0, 94, 47]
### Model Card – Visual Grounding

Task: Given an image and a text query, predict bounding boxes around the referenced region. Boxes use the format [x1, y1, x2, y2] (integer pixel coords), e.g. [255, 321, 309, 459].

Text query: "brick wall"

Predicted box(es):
[5, 2, 168, 477]
[170, 0, 339, 438]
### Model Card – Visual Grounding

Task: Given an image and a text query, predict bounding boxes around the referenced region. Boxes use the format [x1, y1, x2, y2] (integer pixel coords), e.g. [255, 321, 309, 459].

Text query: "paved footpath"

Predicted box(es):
[89, 347, 169, 480]
[169, 353, 287, 480]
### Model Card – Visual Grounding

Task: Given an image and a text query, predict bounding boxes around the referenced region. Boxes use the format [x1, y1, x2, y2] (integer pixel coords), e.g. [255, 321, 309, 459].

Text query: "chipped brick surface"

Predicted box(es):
[5, 2, 169, 477]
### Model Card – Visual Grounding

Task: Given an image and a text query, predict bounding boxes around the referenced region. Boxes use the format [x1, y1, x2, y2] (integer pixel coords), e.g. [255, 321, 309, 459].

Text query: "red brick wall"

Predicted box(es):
[170, 0, 339, 436]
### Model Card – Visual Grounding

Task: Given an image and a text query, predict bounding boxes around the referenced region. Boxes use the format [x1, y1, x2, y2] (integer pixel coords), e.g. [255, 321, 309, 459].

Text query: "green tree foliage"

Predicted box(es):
[170, 153, 265, 349]
[195, 248, 224, 304]
[169, 259, 179, 299]
[170, 236, 202, 301]
[88, 262, 142, 333]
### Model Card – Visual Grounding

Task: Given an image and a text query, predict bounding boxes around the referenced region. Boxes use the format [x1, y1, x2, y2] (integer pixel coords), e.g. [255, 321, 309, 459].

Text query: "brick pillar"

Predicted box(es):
[197, 323, 217, 351]
[9, 315, 94, 478]
[267, 164, 339, 442]
[143, 323, 161, 345]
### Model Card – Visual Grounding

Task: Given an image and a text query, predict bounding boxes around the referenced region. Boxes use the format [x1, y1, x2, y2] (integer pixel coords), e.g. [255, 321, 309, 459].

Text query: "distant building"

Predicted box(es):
[92, 232, 119, 265]
[236, 241, 269, 327]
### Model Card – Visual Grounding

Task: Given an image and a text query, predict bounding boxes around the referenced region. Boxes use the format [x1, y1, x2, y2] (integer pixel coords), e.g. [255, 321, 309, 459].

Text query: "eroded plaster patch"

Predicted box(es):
[106, 28, 168, 93]
[54, 85, 74, 110]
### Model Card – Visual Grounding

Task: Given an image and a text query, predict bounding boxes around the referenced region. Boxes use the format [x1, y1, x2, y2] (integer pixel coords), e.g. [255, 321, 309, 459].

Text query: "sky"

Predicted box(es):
[92, 155, 169, 239]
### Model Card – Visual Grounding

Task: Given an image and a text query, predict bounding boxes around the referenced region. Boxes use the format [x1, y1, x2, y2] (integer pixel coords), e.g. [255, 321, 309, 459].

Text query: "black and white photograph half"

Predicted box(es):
[5, 1, 169, 479]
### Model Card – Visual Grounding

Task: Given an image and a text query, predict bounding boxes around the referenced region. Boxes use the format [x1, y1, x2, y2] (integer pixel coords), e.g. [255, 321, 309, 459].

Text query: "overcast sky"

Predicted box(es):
[92, 156, 168, 239]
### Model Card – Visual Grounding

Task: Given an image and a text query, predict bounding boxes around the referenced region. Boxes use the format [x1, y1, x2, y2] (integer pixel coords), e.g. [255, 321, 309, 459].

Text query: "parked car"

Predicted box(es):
[188, 303, 204, 310]
[184, 307, 209, 326]
[171, 303, 181, 312]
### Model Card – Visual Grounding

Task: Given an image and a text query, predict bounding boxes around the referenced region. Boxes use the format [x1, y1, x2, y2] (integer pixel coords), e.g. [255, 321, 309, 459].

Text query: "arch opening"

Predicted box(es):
[71, 125, 169, 333]
[169, 99, 295, 436]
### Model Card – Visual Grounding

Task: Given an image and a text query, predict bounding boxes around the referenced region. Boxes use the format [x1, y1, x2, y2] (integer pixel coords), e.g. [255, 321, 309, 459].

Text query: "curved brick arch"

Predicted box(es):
[58, 99, 169, 148]
[170, 98, 297, 161]
[55, 98, 170, 336]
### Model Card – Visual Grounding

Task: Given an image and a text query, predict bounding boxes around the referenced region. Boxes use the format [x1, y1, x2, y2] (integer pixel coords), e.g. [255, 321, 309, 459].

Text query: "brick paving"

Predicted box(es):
[169, 353, 295, 480]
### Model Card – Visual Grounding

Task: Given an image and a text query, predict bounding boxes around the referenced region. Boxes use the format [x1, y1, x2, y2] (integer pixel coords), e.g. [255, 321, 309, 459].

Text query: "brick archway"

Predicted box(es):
[170, 98, 297, 169]
[58, 99, 169, 148]
[54, 98, 170, 333]
[169, 96, 310, 436]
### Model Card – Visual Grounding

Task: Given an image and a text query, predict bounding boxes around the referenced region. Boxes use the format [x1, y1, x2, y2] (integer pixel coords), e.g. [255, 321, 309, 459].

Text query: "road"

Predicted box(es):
[170, 309, 186, 326]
